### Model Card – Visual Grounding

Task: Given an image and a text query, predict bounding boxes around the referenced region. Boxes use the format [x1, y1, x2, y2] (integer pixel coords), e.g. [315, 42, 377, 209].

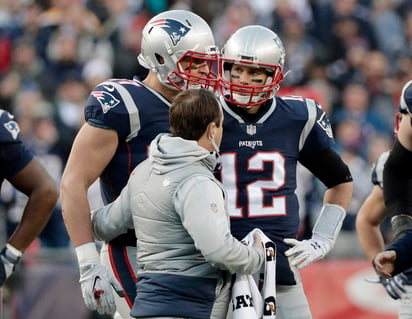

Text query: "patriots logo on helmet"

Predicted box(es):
[91, 91, 120, 113]
[400, 80, 412, 117]
[150, 18, 191, 46]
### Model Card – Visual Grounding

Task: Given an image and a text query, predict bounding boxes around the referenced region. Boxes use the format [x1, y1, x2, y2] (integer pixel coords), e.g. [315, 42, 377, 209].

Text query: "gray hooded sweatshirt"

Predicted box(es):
[92, 133, 264, 318]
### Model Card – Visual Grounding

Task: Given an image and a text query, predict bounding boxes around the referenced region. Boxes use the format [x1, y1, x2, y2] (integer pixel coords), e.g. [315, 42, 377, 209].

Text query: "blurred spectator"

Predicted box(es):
[311, 0, 377, 52]
[334, 120, 372, 222]
[269, 0, 314, 34]
[332, 82, 392, 158]
[360, 50, 399, 131]
[211, 0, 256, 47]
[82, 57, 113, 92]
[326, 41, 366, 89]
[366, 134, 394, 166]
[370, 0, 409, 68]
[40, 25, 85, 99]
[52, 77, 89, 160]
[8, 36, 44, 92]
[100, 0, 147, 79]
[278, 14, 324, 86]
[0, 72, 21, 113]
[305, 56, 340, 112]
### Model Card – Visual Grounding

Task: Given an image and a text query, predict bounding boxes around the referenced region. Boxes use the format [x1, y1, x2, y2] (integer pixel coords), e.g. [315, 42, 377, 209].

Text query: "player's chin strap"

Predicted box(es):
[312, 204, 346, 252]
[391, 214, 412, 241]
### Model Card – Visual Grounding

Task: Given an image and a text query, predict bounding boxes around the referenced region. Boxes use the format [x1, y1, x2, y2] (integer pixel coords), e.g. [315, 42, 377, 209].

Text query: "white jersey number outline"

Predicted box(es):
[220, 152, 287, 218]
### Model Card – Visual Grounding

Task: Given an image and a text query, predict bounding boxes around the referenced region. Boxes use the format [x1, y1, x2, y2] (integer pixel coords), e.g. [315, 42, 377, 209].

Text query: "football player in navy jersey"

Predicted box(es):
[356, 108, 412, 318]
[216, 25, 353, 319]
[0, 110, 58, 314]
[373, 80, 412, 285]
[60, 10, 219, 318]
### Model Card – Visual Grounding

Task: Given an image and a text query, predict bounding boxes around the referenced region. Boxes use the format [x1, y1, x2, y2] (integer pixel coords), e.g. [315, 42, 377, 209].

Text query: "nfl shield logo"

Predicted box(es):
[246, 124, 256, 136]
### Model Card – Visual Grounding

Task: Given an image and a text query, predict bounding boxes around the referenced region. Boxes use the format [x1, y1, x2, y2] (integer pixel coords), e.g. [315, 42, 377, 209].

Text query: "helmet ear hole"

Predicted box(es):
[155, 53, 164, 65]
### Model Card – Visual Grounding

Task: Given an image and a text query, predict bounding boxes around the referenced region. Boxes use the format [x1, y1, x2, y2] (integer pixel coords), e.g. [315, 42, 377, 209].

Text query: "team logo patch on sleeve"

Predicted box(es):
[91, 91, 120, 113]
[150, 18, 191, 46]
[4, 120, 20, 140]
[317, 112, 333, 138]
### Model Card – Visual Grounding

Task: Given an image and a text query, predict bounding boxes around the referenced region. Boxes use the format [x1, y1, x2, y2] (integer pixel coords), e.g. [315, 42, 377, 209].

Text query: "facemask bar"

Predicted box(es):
[168, 48, 219, 92]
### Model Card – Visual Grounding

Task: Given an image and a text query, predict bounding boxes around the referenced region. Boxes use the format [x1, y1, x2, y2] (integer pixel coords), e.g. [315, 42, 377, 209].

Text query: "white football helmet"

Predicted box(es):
[138, 10, 219, 91]
[219, 25, 285, 107]
[400, 80, 412, 117]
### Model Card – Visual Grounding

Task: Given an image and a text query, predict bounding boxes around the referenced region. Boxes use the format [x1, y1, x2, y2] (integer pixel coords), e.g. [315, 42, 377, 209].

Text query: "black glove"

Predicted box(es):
[0, 244, 22, 286]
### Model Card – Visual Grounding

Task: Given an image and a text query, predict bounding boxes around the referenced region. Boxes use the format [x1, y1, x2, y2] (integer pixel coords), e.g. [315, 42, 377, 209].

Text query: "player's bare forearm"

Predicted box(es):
[323, 181, 353, 211]
[61, 169, 96, 247]
[7, 159, 58, 251]
[61, 123, 118, 247]
[356, 186, 386, 261]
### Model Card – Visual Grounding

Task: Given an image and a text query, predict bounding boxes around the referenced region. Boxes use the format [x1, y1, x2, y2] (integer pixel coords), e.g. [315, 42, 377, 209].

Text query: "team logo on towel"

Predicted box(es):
[265, 241, 276, 261]
[264, 296, 277, 315]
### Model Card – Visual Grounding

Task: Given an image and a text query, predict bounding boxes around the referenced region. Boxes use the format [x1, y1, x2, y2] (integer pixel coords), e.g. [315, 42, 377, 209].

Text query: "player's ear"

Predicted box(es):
[207, 122, 216, 140]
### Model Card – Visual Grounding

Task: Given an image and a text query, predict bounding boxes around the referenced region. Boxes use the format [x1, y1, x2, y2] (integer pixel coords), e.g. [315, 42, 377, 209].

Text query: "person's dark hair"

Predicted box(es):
[170, 89, 221, 140]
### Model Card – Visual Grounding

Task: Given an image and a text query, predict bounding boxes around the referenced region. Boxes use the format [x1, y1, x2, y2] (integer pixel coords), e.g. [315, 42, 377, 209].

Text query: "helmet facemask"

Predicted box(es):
[168, 47, 219, 91]
[219, 60, 284, 107]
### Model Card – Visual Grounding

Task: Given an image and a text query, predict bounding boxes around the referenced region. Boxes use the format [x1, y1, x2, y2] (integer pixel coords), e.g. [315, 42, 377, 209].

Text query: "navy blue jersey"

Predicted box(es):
[0, 110, 33, 186]
[217, 95, 334, 285]
[85, 78, 171, 306]
[84, 78, 170, 204]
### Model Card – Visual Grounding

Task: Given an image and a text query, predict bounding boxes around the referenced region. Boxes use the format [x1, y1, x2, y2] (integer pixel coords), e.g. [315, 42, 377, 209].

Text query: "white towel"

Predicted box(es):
[231, 228, 277, 319]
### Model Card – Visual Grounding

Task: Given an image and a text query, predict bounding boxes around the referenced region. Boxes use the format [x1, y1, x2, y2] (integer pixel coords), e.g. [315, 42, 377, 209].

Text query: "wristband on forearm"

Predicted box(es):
[312, 204, 346, 245]
[75, 242, 99, 265]
[3, 243, 22, 263]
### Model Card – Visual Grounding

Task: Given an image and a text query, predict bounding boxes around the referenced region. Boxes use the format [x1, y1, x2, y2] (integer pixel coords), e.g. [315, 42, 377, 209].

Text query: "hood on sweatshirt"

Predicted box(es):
[149, 133, 218, 174]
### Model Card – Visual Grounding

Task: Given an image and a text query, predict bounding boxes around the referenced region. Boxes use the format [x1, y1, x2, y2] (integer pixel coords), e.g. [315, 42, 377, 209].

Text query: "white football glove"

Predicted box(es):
[285, 204, 346, 270]
[76, 243, 124, 315]
[284, 236, 330, 269]
[0, 244, 22, 286]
